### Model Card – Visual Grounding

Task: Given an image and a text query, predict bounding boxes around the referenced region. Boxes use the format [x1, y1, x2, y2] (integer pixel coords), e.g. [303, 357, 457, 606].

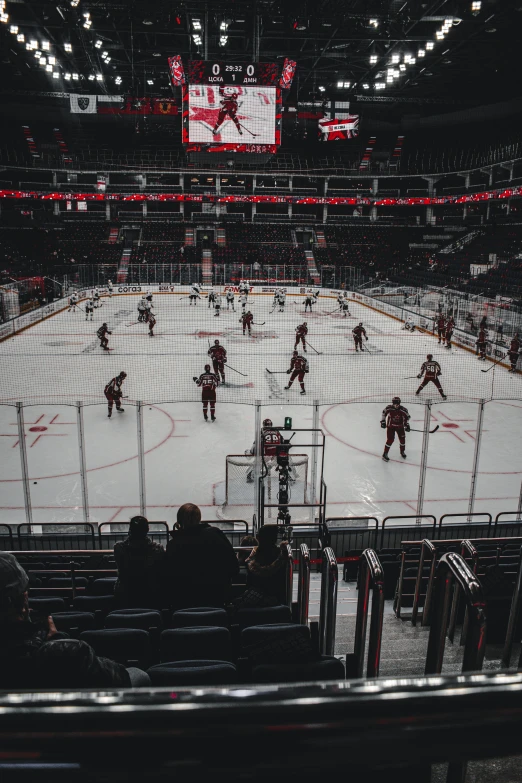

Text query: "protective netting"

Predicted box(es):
[0, 285, 521, 406]
[217, 453, 309, 523]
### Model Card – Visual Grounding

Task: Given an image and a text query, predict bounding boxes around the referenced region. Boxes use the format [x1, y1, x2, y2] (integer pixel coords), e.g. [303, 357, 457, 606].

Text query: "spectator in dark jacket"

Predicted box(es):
[114, 516, 166, 609]
[0, 552, 149, 689]
[166, 504, 239, 609]
[245, 524, 289, 605]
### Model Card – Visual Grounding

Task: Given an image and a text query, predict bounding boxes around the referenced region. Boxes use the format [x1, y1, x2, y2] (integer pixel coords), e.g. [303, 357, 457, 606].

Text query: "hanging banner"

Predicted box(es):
[69, 94, 97, 114]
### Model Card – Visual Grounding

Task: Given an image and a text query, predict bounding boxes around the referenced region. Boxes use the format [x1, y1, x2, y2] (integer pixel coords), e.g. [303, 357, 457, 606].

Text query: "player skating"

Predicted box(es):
[189, 283, 201, 305]
[304, 293, 315, 313]
[246, 418, 297, 483]
[239, 280, 250, 299]
[240, 310, 254, 336]
[85, 297, 94, 321]
[381, 396, 410, 462]
[97, 322, 112, 351]
[341, 293, 351, 317]
[208, 339, 227, 383]
[352, 322, 368, 352]
[104, 371, 126, 418]
[476, 327, 487, 360]
[226, 289, 235, 311]
[93, 288, 101, 308]
[68, 293, 78, 312]
[148, 313, 156, 337]
[437, 314, 446, 344]
[445, 316, 455, 348]
[507, 331, 519, 371]
[137, 299, 146, 322]
[214, 293, 222, 317]
[193, 364, 219, 422]
[294, 322, 308, 352]
[208, 286, 216, 309]
[239, 292, 248, 313]
[416, 354, 447, 399]
[212, 86, 243, 136]
[285, 350, 309, 395]
[143, 299, 153, 323]
[145, 291, 153, 305]
[404, 316, 415, 332]
[278, 289, 287, 312]
[107, 280, 113, 297]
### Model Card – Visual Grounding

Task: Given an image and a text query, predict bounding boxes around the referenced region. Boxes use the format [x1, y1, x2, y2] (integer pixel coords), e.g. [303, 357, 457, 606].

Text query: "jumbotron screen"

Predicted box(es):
[182, 84, 281, 152]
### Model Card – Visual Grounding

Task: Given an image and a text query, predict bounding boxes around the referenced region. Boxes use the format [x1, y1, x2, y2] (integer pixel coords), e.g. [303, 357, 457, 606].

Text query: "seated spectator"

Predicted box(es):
[166, 503, 239, 609]
[114, 516, 166, 609]
[237, 535, 258, 583]
[0, 552, 149, 688]
[243, 525, 290, 606]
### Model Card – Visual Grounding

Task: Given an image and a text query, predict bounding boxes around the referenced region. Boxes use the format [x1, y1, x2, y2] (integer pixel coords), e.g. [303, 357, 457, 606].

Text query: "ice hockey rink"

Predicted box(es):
[0, 287, 521, 526]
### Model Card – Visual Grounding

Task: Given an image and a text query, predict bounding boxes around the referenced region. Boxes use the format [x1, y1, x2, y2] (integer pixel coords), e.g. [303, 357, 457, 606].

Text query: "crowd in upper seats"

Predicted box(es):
[0, 506, 289, 690]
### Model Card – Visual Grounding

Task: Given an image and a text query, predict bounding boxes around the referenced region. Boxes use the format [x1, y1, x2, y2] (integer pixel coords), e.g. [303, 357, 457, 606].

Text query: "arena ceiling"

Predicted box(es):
[0, 0, 520, 107]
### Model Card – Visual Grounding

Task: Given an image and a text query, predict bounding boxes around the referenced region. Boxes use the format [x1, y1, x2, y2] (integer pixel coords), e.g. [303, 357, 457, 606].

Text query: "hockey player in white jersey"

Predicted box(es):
[137, 299, 146, 322]
[214, 293, 222, 317]
[226, 289, 235, 310]
[208, 286, 216, 309]
[107, 280, 113, 297]
[93, 288, 101, 307]
[68, 293, 78, 313]
[404, 315, 416, 332]
[85, 297, 94, 321]
[239, 293, 248, 313]
[189, 283, 201, 305]
[278, 289, 287, 312]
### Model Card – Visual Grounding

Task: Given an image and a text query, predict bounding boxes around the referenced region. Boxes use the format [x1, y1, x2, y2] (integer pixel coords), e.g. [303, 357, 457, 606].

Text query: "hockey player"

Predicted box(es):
[107, 280, 113, 297]
[285, 350, 308, 394]
[145, 291, 153, 304]
[193, 364, 219, 422]
[337, 292, 344, 309]
[352, 322, 368, 352]
[208, 286, 216, 309]
[381, 396, 410, 462]
[476, 327, 487, 360]
[93, 288, 101, 308]
[143, 299, 153, 323]
[273, 288, 281, 309]
[304, 293, 314, 313]
[404, 316, 415, 332]
[341, 297, 351, 317]
[212, 86, 242, 136]
[445, 316, 455, 348]
[239, 280, 250, 298]
[226, 289, 235, 311]
[278, 289, 287, 312]
[241, 310, 254, 336]
[416, 354, 447, 399]
[437, 314, 446, 344]
[508, 334, 520, 373]
[85, 297, 94, 321]
[294, 322, 308, 352]
[68, 293, 78, 312]
[208, 339, 227, 383]
[148, 313, 156, 337]
[214, 293, 222, 317]
[189, 283, 201, 305]
[104, 371, 126, 418]
[239, 292, 248, 313]
[245, 419, 295, 483]
[137, 299, 146, 322]
[97, 323, 111, 351]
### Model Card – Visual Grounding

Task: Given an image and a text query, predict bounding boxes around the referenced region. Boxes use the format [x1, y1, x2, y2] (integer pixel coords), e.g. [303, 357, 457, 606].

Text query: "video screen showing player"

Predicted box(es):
[188, 84, 277, 145]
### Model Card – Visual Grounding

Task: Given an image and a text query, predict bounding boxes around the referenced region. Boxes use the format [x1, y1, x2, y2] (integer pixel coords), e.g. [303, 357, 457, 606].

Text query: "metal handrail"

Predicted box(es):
[0, 524, 13, 550]
[97, 521, 169, 546]
[284, 543, 293, 610]
[425, 552, 486, 675]
[380, 515, 436, 550]
[351, 549, 385, 678]
[297, 544, 310, 626]
[447, 540, 479, 642]
[438, 512, 492, 532]
[411, 539, 436, 627]
[503, 547, 522, 667]
[17, 523, 96, 550]
[319, 547, 338, 656]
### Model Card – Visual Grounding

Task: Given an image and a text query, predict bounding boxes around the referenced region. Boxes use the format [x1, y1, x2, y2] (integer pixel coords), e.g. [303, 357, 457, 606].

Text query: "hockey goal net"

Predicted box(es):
[217, 454, 310, 524]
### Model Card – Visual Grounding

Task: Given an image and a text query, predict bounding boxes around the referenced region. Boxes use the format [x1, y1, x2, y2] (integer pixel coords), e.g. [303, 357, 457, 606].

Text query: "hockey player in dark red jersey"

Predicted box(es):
[416, 354, 447, 399]
[285, 350, 309, 395]
[104, 371, 126, 418]
[97, 323, 111, 351]
[208, 339, 227, 384]
[508, 334, 520, 373]
[193, 364, 219, 422]
[381, 396, 410, 461]
[212, 87, 242, 136]
[437, 314, 446, 344]
[352, 322, 368, 352]
[445, 316, 455, 349]
[240, 310, 254, 336]
[148, 313, 156, 337]
[246, 419, 296, 483]
[476, 328, 487, 360]
[294, 322, 308, 352]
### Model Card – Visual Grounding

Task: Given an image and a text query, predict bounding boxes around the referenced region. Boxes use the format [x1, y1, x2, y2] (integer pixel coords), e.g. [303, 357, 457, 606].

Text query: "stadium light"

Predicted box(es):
[64, 43, 72, 52]
[337, 81, 343, 87]
[391, 54, 400, 63]
[220, 21, 228, 31]
[72, 73, 79, 80]
[88, 74, 95, 80]
[418, 49, 425, 57]
[471, 0, 481, 13]
[147, 79, 154, 85]
[34, 51, 41, 58]
[95, 39, 102, 48]
[83, 19, 91, 28]
[46, 63, 52, 72]
[369, 54, 378, 63]
[101, 51, 108, 58]
[344, 81, 350, 87]
[192, 19, 201, 30]
[52, 72, 59, 78]
[386, 76, 393, 83]
[39, 57, 47, 65]
[426, 41, 434, 50]
[64, 73, 71, 80]
[115, 76, 122, 84]
[41, 40, 50, 50]
[96, 73, 103, 80]
[0, 13, 8, 23]
[70, 0, 80, 6]
[436, 30, 444, 39]
[9, 25, 18, 34]
[48, 56, 56, 65]
[192, 33, 202, 44]
[219, 35, 228, 46]
[362, 83, 369, 89]
[375, 82, 385, 89]
[318, 85, 325, 92]
[17, 33, 24, 42]
[369, 18, 379, 27]
[104, 56, 111, 62]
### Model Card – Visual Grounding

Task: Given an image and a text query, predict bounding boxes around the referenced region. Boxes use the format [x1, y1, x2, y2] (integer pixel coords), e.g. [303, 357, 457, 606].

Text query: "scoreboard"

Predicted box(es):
[187, 61, 279, 86]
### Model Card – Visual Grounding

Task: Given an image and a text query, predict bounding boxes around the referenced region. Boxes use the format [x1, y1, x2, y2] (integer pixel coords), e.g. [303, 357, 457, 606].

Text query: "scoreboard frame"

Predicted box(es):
[187, 60, 279, 86]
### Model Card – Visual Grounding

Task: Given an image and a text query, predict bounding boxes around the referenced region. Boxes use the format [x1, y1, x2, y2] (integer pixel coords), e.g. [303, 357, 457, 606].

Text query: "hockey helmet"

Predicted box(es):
[204, 364, 211, 372]
[392, 396, 401, 405]
[427, 353, 433, 360]
[263, 418, 273, 428]
[214, 339, 220, 345]
[102, 322, 107, 326]
[359, 322, 363, 327]
[119, 371, 127, 379]
[303, 321, 307, 326]
[293, 350, 298, 356]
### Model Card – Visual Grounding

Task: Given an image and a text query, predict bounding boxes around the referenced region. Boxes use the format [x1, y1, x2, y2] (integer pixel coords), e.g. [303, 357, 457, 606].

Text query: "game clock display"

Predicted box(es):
[187, 61, 279, 86]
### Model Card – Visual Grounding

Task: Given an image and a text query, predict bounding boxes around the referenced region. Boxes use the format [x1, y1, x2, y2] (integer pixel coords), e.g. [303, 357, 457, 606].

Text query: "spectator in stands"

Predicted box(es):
[243, 524, 290, 606]
[237, 535, 258, 583]
[166, 503, 239, 609]
[114, 516, 166, 609]
[0, 552, 149, 688]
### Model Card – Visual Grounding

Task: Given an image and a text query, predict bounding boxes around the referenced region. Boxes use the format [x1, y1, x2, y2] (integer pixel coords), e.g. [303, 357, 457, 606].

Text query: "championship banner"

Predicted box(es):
[168, 55, 185, 86]
[152, 98, 178, 115]
[318, 115, 359, 141]
[279, 58, 296, 89]
[69, 94, 97, 114]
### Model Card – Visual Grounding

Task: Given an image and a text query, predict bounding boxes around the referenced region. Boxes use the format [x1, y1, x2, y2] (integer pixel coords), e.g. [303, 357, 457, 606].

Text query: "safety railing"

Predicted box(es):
[425, 552, 486, 675]
[319, 547, 338, 656]
[297, 543, 310, 626]
[17, 523, 97, 551]
[379, 515, 436, 551]
[284, 543, 294, 609]
[346, 549, 385, 678]
[411, 539, 436, 627]
[324, 517, 379, 554]
[97, 521, 169, 548]
[504, 551, 522, 667]
[438, 512, 493, 540]
[0, 524, 13, 550]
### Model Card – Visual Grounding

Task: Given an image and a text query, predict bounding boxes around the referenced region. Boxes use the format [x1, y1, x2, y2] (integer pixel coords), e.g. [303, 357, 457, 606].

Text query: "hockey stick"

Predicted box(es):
[125, 321, 140, 327]
[361, 342, 372, 355]
[238, 121, 259, 138]
[306, 341, 323, 355]
[252, 321, 265, 326]
[227, 364, 248, 377]
[481, 352, 507, 373]
[408, 425, 440, 434]
[266, 369, 288, 374]
[403, 376, 419, 380]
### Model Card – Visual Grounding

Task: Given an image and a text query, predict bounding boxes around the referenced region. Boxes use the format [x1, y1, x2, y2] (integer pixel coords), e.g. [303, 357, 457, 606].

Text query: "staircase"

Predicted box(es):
[359, 136, 376, 170]
[116, 247, 132, 284]
[108, 227, 119, 244]
[216, 227, 226, 246]
[439, 229, 484, 255]
[184, 227, 195, 246]
[315, 228, 327, 248]
[202, 249, 212, 285]
[305, 250, 320, 285]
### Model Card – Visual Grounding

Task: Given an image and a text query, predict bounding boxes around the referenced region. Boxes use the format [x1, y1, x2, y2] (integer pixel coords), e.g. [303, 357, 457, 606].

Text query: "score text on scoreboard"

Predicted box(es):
[187, 61, 279, 86]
